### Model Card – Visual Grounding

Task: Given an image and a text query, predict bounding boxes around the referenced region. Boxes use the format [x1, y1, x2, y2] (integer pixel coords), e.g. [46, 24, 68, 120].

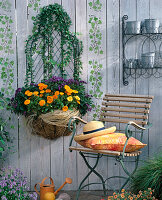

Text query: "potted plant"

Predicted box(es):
[10, 76, 92, 139]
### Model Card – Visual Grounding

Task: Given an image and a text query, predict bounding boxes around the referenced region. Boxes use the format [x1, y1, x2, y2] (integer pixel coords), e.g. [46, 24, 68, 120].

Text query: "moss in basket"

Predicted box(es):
[130, 152, 162, 199]
[10, 76, 92, 117]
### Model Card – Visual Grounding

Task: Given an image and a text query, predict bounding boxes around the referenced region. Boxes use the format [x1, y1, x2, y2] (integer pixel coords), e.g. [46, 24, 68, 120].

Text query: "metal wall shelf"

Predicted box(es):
[122, 15, 162, 85]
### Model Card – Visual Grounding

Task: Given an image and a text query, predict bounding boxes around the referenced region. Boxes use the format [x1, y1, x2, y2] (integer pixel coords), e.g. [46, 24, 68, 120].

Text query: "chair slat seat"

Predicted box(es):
[100, 112, 148, 119]
[102, 102, 150, 108]
[103, 97, 152, 103]
[105, 94, 154, 99]
[69, 146, 141, 157]
[101, 107, 149, 114]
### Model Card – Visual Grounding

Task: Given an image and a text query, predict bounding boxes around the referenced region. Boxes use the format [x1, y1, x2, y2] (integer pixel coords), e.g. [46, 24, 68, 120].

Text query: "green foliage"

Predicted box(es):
[0, 14, 14, 54]
[108, 188, 157, 200]
[89, 60, 103, 98]
[89, 0, 102, 11]
[25, 3, 83, 85]
[0, 92, 13, 160]
[0, 167, 37, 199]
[0, 0, 11, 12]
[131, 153, 162, 199]
[0, 57, 14, 96]
[88, 16, 103, 55]
[28, 0, 41, 12]
[11, 77, 92, 117]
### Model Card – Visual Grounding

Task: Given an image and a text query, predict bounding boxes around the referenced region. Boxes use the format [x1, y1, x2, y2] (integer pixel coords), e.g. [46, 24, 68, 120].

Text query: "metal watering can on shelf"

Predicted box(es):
[34, 177, 72, 200]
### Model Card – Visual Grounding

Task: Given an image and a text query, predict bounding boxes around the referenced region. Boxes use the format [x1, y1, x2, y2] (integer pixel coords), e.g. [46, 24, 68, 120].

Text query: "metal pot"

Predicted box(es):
[141, 52, 155, 68]
[144, 19, 160, 33]
[125, 21, 141, 34]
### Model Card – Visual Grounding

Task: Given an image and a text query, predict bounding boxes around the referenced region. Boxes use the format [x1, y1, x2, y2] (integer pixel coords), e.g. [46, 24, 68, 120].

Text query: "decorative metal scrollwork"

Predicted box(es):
[122, 15, 162, 85]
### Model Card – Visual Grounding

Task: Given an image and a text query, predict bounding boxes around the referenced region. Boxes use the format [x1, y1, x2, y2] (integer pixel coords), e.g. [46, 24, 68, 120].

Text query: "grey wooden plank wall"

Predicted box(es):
[0, 0, 162, 191]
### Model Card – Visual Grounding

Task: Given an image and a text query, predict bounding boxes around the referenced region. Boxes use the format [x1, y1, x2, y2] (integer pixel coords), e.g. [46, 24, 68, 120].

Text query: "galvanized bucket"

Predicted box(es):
[125, 21, 141, 34]
[141, 52, 155, 68]
[144, 19, 160, 33]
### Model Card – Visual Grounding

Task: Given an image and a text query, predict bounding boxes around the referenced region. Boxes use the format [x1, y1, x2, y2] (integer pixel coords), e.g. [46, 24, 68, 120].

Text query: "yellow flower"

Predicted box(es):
[77, 101, 80, 104]
[64, 85, 70, 91]
[75, 96, 80, 101]
[38, 83, 44, 86]
[24, 99, 30, 105]
[46, 89, 51, 93]
[33, 91, 39, 96]
[39, 100, 46, 106]
[121, 189, 125, 193]
[55, 91, 60, 96]
[40, 94, 43, 97]
[27, 92, 33, 96]
[38, 83, 48, 90]
[73, 90, 78, 93]
[62, 106, 68, 111]
[47, 96, 53, 104]
[40, 90, 45, 94]
[67, 96, 73, 102]
[25, 90, 30, 95]
[60, 92, 64, 95]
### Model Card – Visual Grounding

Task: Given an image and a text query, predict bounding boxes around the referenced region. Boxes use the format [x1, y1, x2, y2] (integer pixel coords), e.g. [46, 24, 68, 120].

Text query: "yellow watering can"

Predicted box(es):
[34, 177, 72, 200]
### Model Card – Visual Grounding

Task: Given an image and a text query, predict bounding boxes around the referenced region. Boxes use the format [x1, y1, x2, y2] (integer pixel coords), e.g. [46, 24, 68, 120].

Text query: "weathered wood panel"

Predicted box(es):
[0, 0, 161, 191]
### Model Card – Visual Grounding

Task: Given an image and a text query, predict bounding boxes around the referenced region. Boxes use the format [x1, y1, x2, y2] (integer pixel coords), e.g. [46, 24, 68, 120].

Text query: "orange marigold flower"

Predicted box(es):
[40, 94, 43, 97]
[121, 189, 125, 193]
[46, 104, 49, 106]
[38, 83, 44, 86]
[73, 90, 78, 93]
[27, 92, 33, 96]
[67, 96, 73, 102]
[121, 193, 125, 198]
[24, 99, 30, 105]
[47, 96, 53, 104]
[60, 92, 64, 95]
[39, 100, 45, 106]
[53, 95, 58, 100]
[77, 101, 80, 104]
[25, 90, 30, 95]
[62, 106, 68, 112]
[40, 90, 45, 94]
[39, 85, 44, 90]
[129, 197, 133, 200]
[114, 195, 117, 199]
[67, 92, 71, 95]
[113, 192, 116, 196]
[46, 89, 51, 93]
[137, 194, 140, 198]
[43, 84, 47, 89]
[33, 91, 39, 96]
[55, 91, 60, 96]
[67, 88, 73, 93]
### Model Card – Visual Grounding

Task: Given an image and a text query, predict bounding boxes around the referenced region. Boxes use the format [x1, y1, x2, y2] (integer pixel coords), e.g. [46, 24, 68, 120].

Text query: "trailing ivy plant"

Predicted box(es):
[25, 3, 83, 85]
[0, 92, 14, 160]
[0, 4, 15, 96]
[0, 0, 11, 12]
[88, 16, 103, 55]
[89, 60, 103, 98]
[28, 0, 41, 13]
[89, 0, 102, 12]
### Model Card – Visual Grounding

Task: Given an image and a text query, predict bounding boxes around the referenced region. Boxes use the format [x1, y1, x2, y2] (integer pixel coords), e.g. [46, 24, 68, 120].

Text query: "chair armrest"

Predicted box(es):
[122, 121, 152, 158]
[68, 117, 87, 152]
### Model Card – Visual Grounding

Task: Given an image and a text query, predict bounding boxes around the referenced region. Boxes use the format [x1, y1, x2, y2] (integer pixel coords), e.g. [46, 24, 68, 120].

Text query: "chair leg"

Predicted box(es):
[118, 155, 139, 192]
[75, 152, 106, 200]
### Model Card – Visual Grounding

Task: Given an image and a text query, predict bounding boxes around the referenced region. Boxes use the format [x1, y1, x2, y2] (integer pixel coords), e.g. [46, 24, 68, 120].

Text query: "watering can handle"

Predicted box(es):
[41, 177, 54, 186]
[34, 183, 40, 195]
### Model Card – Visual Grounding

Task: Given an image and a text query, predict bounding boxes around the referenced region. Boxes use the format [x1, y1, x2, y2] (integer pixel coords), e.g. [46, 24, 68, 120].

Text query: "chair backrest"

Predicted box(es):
[100, 94, 154, 126]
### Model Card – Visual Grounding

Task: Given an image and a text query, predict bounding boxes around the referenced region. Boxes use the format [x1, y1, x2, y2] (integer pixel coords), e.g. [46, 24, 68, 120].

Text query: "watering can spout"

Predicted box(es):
[54, 178, 72, 196]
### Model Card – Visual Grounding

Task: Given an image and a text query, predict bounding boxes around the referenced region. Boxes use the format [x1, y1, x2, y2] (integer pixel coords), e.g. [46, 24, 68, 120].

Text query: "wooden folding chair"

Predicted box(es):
[68, 93, 154, 200]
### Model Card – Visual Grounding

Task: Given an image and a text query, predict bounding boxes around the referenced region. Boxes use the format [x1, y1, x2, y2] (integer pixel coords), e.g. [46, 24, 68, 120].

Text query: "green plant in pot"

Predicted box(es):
[131, 153, 162, 199]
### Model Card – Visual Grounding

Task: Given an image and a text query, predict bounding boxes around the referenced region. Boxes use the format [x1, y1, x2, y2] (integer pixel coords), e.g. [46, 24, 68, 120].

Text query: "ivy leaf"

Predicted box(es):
[100, 50, 103, 54]
[89, 2, 93, 7]
[28, 4, 32, 8]
[0, 46, 3, 50]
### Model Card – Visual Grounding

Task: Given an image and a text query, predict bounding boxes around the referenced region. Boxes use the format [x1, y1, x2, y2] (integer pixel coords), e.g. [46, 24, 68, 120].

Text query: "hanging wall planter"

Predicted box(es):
[10, 4, 92, 139]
